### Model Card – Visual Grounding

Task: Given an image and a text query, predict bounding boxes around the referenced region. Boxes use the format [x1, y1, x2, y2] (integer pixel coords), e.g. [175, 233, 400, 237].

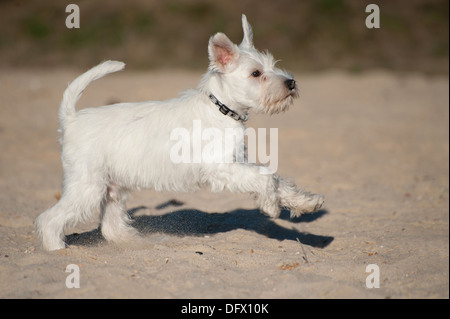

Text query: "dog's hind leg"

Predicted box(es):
[35, 182, 106, 251]
[35, 201, 70, 251]
[35, 168, 108, 251]
[100, 184, 138, 245]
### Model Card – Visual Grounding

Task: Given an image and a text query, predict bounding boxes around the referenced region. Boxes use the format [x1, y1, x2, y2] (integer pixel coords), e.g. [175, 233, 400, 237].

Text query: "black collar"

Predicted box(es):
[208, 93, 248, 122]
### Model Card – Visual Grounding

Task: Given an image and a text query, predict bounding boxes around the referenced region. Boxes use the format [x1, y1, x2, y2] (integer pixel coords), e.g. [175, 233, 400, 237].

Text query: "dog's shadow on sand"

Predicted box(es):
[67, 202, 333, 249]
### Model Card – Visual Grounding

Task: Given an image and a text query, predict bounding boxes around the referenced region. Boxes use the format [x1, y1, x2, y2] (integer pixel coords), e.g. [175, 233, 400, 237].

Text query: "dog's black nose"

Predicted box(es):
[285, 79, 296, 90]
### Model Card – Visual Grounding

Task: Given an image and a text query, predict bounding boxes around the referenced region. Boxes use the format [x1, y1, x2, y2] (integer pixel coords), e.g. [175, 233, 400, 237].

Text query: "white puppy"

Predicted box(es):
[35, 15, 324, 251]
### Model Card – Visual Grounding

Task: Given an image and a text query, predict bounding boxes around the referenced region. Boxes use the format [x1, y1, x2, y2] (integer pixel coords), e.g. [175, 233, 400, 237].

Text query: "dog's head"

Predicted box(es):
[207, 14, 298, 115]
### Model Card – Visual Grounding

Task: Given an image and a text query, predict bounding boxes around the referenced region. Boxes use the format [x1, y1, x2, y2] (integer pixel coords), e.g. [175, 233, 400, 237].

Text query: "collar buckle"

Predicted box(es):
[208, 93, 248, 122]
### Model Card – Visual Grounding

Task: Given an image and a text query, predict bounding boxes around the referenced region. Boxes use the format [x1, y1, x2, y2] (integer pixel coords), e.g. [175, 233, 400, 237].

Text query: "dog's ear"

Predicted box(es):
[208, 33, 240, 72]
[240, 14, 254, 50]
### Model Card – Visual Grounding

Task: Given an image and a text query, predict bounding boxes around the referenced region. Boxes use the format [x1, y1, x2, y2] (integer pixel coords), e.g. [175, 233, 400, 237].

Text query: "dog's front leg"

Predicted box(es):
[206, 163, 281, 218]
[206, 164, 324, 218]
[276, 176, 324, 218]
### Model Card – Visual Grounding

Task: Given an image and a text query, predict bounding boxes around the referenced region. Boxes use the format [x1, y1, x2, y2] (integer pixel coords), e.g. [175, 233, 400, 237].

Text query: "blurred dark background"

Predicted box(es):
[0, 0, 448, 73]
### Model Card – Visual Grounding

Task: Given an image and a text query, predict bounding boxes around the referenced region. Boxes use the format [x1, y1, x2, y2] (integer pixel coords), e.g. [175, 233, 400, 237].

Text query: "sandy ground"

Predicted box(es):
[0, 67, 448, 299]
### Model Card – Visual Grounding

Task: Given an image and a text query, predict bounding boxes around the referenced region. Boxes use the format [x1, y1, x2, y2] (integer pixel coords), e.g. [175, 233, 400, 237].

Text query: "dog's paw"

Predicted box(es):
[290, 194, 324, 218]
[261, 202, 281, 219]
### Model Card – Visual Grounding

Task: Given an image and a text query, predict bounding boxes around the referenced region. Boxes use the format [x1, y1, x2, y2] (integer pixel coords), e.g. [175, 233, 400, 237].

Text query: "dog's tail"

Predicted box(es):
[59, 60, 125, 132]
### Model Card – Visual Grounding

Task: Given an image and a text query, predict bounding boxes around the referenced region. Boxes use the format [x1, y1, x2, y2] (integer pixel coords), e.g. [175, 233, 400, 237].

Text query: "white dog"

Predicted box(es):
[35, 15, 324, 251]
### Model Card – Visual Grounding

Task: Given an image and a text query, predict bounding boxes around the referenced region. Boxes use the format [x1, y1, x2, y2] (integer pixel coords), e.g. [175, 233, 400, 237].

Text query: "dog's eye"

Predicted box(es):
[251, 70, 261, 78]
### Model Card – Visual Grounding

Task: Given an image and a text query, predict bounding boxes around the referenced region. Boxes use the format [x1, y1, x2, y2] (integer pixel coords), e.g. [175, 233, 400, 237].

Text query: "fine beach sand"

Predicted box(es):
[0, 67, 448, 298]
